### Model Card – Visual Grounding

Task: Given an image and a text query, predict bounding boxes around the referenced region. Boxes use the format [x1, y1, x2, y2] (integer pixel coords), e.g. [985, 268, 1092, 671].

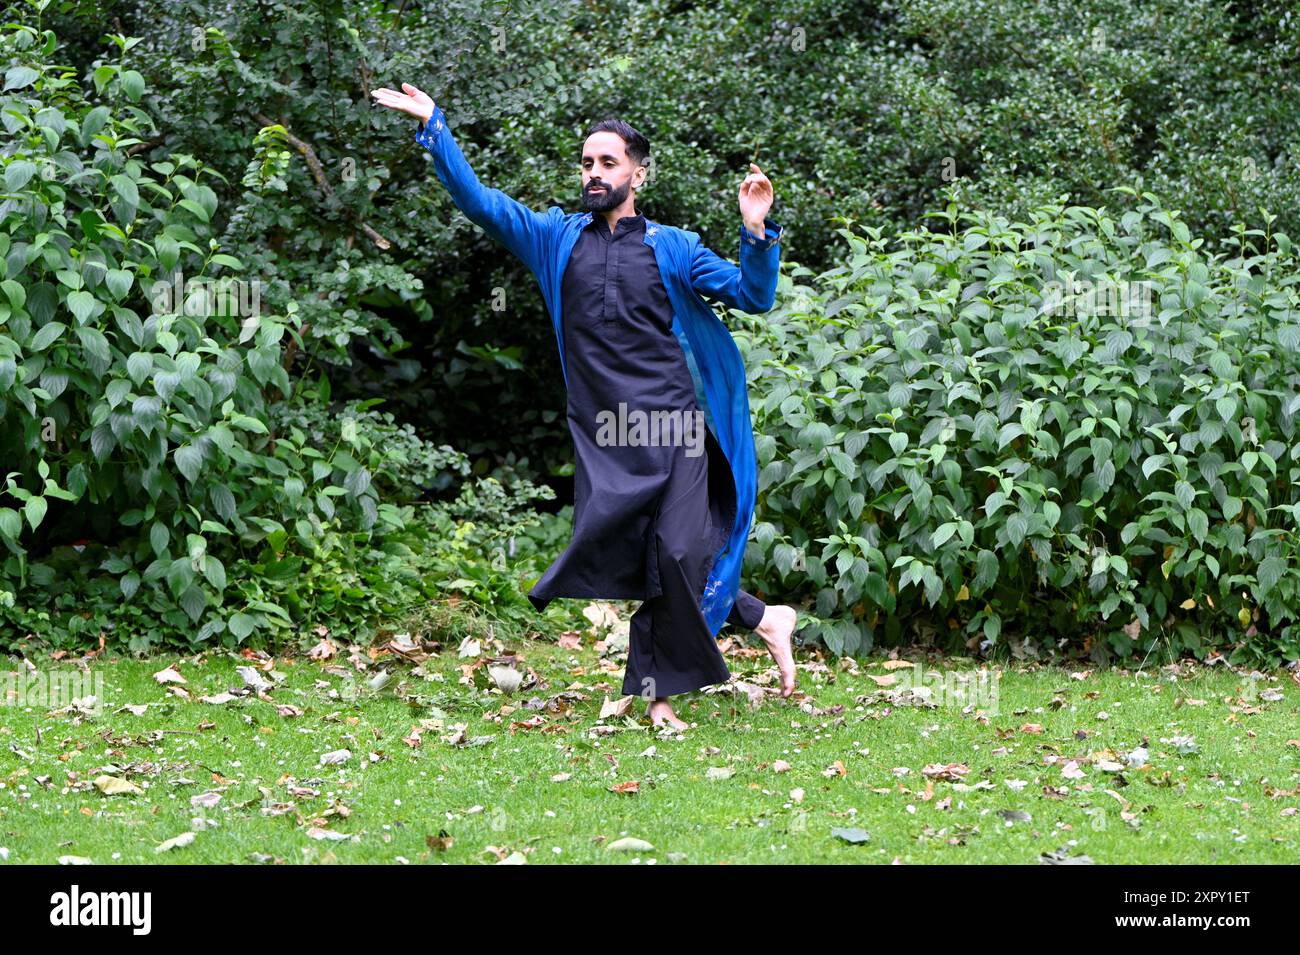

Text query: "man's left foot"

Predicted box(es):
[756, 605, 799, 697]
[647, 697, 689, 730]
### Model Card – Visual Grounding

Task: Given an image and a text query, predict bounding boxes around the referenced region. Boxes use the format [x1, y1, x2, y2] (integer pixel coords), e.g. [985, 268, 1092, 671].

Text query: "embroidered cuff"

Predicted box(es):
[414, 108, 446, 149]
[741, 217, 783, 251]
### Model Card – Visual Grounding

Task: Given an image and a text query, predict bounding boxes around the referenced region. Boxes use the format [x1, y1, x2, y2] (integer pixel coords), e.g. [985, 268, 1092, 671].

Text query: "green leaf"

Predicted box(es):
[179, 583, 206, 622]
[105, 269, 134, 299]
[202, 555, 227, 591]
[1006, 513, 1029, 549]
[931, 522, 959, 548]
[127, 352, 152, 385]
[67, 291, 96, 324]
[30, 321, 67, 352]
[0, 507, 21, 540]
[24, 496, 47, 532]
[229, 612, 256, 639]
[4, 160, 37, 192]
[75, 325, 110, 363]
[174, 443, 204, 482]
[973, 549, 999, 593]
[1257, 556, 1287, 595]
[150, 520, 170, 557]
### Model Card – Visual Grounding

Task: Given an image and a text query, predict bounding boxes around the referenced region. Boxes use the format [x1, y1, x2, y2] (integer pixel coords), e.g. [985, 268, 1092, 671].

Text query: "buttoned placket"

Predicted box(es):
[594, 216, 641, 327]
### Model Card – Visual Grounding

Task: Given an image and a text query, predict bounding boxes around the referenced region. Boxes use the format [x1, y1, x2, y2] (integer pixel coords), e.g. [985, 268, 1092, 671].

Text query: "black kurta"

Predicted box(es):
[526, 212, 765, 695]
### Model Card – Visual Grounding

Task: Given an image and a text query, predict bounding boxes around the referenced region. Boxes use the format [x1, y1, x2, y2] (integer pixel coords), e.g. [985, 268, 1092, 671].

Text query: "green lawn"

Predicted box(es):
[2, 609, 1297, 864]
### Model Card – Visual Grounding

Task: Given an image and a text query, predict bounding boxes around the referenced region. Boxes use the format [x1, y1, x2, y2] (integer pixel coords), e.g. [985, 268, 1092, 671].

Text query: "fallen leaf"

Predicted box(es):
[607, 837, 655, 853]
[489, 665, 523, 694]
[93, 775, 143, 796]
[921, 763, 969, 782]
[599, 695, 635, 720]
[236, 666, 273, 693]
[308, 638, 337, 661]
[305, 827, 351, 841]
[153, 665, 186, 685]
[155, 831, 196, 853]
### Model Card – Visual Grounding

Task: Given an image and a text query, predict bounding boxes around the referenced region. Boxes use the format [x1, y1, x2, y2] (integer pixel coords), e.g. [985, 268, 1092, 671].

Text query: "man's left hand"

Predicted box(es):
[739, 162, 773, 238]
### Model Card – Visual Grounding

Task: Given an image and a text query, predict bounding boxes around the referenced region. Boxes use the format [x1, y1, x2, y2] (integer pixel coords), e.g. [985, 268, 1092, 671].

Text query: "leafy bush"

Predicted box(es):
[0, 18, 505, 652]
[738, 191, 1300, 666]
[51, 0, 1297, 484]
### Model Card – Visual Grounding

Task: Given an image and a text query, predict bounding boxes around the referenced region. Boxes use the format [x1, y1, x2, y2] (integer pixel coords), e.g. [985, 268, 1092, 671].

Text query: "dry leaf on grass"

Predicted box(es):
[153, 665, 186, 685]
[94, 775, 143, 796]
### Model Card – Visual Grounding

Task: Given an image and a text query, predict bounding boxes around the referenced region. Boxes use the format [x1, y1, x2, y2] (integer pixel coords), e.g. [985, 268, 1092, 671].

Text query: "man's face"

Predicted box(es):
[580, 131, 644, 212]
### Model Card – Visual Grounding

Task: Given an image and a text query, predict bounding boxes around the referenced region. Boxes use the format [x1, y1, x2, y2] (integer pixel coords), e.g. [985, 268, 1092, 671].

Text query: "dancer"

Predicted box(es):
[372, 84, 799, 728]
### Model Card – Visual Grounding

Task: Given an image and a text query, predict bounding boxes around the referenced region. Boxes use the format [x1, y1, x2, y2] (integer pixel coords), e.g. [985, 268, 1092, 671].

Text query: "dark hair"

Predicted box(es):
[584, 118, 651, 167]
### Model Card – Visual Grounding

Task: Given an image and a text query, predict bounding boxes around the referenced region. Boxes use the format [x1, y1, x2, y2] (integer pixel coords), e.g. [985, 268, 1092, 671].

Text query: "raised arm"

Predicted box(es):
[690, 217, 784, 314]
[372, 83, 552, 273]
[689, 161, 784, 313]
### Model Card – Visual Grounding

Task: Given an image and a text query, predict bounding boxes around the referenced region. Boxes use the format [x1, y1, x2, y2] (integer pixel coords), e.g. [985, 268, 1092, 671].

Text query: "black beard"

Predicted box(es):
[582, 178, 631, 211]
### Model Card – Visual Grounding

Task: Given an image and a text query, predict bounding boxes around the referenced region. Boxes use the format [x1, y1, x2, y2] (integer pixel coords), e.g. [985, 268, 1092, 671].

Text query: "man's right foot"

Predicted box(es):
[755, 605, 799, 697]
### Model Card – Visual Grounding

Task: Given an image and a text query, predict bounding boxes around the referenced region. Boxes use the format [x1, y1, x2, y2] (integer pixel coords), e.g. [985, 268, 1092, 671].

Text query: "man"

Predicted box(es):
[372, 83, 798, 729]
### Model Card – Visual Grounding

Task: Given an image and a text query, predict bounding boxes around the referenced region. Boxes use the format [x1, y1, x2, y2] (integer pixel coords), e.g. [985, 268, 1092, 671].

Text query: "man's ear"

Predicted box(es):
[633, 163, 648, 190]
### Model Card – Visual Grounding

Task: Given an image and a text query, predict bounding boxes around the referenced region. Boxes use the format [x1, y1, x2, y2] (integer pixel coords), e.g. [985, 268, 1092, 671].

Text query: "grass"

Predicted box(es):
[2, 606, 1298, 864]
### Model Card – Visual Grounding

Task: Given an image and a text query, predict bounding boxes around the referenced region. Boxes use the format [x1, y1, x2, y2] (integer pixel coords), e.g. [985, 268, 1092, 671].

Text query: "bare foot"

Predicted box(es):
[756, 605, 798, 697]
[647, 697, 689, 730]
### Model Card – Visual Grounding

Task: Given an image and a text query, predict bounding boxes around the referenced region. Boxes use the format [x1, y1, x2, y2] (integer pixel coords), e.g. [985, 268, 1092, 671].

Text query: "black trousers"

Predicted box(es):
[621, 428, 766, 699]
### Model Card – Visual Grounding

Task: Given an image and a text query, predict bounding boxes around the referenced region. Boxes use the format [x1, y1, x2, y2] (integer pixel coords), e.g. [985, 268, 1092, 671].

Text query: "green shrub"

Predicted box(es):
[0, 20, 467, 651]
[738, 191, 1300, 667]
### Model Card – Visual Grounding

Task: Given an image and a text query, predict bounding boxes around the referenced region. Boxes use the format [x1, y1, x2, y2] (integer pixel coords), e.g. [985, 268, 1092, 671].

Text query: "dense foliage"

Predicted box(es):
[0, 7, 557, 649]
[739, 193, 1300, 665]
[2, 0, 1297, 665]
[32, 0, 1299, 475]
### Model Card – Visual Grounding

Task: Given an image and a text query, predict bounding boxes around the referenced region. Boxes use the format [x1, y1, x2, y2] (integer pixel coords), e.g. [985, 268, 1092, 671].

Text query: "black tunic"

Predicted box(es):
[526, 212, 767, 697]
[527, 212, 706, 605]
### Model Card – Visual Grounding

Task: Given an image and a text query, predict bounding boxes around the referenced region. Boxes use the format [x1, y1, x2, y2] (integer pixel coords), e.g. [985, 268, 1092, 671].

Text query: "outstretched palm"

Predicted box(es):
[370, 82, 435, 123]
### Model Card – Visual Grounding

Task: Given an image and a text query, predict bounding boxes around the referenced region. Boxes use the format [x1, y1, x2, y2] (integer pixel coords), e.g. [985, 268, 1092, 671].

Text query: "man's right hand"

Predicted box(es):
[370, 82, 435, 124]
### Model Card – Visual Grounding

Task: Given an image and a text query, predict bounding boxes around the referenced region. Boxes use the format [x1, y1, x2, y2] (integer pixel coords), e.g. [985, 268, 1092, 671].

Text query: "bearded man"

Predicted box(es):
[372, 84, 799, 729]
